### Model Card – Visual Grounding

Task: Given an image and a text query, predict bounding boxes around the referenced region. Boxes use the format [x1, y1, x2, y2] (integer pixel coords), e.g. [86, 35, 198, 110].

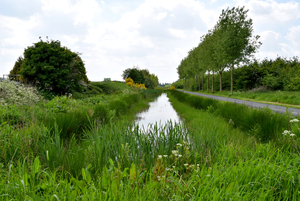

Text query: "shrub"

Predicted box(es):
[0, 80, 41, 107]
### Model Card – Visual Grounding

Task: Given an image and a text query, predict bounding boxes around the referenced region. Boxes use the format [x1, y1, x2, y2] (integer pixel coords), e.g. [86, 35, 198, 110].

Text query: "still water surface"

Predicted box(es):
[135, 93, 182, 129]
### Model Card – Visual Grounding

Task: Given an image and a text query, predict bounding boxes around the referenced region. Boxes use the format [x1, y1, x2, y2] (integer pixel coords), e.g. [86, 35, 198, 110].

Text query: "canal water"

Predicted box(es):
[135, 93, 182, 130]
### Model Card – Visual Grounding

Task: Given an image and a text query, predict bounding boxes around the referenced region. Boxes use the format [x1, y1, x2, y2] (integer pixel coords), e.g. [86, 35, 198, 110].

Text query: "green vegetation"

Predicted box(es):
[167, 91, 300, 200]
[170, 90, 291, 142]
[2, 78, 300, 199]
[177, 6, 261, 94]
[14, 39, 89, 97]
[122, 67, 159, 89]
[186, 89, 300, 108]
[173, 56, 300, 94]
[73, 81, 133, 99]
[174, 6, 300, 98]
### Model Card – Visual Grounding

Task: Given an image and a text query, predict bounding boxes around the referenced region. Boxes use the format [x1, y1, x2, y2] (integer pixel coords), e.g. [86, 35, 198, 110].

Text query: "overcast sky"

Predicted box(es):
[1, 0, 300, 83]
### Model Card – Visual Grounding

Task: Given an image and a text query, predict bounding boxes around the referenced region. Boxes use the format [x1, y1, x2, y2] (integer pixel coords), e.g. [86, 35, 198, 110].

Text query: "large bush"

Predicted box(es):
[20, 39, 89, 96]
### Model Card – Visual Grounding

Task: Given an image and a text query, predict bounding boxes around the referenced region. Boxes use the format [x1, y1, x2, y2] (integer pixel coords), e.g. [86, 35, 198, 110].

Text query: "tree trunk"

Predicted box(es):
[207, 72, 210, 91]
[184, 79, 186, 89]
[198, 75, 201, 91]
[219, 71, 222, 92]
[212, 70, 214, 93]
[231, 63, 234, 94]
[202, 73, 204, 91]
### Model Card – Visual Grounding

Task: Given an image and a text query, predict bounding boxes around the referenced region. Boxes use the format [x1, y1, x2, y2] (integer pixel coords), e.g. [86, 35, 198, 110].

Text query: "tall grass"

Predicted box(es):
[171, 90, 289, 142]
[2, 92, 300, 199]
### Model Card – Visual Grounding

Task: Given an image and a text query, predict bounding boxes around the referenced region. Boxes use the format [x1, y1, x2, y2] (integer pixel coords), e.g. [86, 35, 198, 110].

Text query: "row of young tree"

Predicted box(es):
[176, 6, 262, 94]
[173, 56, 300, 91]
[122, 67, 159, 89]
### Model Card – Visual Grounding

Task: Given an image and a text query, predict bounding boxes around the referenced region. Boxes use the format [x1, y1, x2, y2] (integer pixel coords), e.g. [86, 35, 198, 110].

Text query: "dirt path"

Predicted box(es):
[179, 90, 300, 117]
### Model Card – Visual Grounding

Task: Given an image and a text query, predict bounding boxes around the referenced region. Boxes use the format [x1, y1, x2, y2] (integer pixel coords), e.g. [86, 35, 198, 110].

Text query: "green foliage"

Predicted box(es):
[9, 56, 24, 81]
[2, 89, 300, 199]
[176, 6, 261, 94]
[0, 105, 24, 125]
[175, 56, 300, 93]
[170, 90, 288, 142]
[122, 67, 145, 84]
[19, 39, 88, 96]
[74, 81, 133, 98]
[122, 67, 159, 89]
[172, 80, 184, 89]
[44, 95, 77, 113]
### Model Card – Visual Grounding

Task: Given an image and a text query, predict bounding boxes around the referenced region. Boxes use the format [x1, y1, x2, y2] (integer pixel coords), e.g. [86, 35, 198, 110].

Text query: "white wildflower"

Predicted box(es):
[282, 130, 291, 135]
[290, 119, 299, 123]
[178, 154, 182, 158]
[184, 164, 189, 167]
[176, 143, 182, 147]
[158, 155, 162, 159]
[163, 155, 168, 158]
[290, 134, 296, 137]
[172, 150, 178, 155]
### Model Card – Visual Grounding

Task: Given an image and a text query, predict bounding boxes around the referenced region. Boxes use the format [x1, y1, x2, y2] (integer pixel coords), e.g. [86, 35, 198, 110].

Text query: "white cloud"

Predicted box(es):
[239, 0, 300, 33]
[41, 0, 102, 26]
[287, 26, 300, 47]
[1, 0, 300, 83]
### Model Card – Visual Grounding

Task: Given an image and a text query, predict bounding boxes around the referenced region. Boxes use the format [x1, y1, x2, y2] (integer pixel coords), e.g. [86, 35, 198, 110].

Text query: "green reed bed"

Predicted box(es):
[167, 91, 300, 200]
[171, 90, 291, 143]
[2, 93, 300, 199]
[2, 86, 300, 200]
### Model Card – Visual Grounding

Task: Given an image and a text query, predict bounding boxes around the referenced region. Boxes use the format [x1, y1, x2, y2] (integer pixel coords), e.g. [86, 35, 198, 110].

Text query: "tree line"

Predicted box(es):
[176, 6, 262, 94]
[122, 67, 159, 89]
[174, 56, 300, 92]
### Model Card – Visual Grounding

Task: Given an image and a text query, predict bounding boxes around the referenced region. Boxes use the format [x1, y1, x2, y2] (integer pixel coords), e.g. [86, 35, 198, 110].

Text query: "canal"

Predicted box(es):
[135, 93, 182, 130]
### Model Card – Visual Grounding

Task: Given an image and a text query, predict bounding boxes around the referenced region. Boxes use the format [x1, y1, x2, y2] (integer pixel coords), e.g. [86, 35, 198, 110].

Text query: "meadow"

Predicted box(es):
[1, 81, 300, 200]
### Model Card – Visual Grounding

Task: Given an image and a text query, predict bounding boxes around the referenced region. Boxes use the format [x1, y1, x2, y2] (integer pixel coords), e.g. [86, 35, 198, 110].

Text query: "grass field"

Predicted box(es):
[181, 89, 300, 108]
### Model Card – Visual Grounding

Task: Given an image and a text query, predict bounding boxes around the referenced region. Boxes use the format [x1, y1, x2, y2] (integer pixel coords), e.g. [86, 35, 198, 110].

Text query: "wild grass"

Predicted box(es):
[73, 81, 134, 98]
[195, 89, 300, 107]
[170, 90, 289, 142]
[2, 87, 300, 200]
[167, 92, 300, 200]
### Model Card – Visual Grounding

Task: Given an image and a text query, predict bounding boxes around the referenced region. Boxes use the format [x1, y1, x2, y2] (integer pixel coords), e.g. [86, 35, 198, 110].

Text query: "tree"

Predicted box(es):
[122, 67, 145, 84]
[20, 39, 88, 95]
[215, 6, 261, 94]
[10, 56, 24, 81]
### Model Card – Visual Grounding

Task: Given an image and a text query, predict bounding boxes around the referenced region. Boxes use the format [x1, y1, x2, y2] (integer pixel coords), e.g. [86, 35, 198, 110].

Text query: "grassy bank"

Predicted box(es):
[167, 91, 300, 200]
[183, 89, 300, 108]
[170, 90, 293, 143]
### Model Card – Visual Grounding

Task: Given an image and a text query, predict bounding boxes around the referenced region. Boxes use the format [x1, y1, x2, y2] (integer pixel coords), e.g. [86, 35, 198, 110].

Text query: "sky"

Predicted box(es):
[0, 0, 300, 83]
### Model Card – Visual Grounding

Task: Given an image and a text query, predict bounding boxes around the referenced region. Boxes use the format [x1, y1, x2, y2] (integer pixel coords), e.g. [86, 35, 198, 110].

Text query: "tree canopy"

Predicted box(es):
[176, 6, 261, 93]
[19, 39, 89, 95]
[9, 56, 24, 81]
[122, 67, 159, 89]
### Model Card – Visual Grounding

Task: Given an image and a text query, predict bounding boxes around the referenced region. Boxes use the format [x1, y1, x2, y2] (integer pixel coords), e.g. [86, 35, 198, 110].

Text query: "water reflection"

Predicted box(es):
[135, 93, 182, 130]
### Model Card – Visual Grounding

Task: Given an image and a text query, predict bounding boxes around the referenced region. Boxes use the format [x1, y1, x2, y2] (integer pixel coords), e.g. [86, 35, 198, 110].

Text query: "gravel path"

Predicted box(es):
[179, 90, 300, 117]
